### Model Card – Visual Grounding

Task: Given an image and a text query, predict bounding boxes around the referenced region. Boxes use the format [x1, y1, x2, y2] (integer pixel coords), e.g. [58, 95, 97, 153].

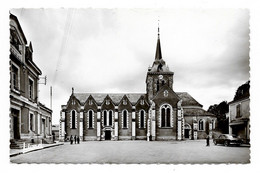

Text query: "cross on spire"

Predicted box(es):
[158, 19, 160, 38]
[155, 19, 162, 60]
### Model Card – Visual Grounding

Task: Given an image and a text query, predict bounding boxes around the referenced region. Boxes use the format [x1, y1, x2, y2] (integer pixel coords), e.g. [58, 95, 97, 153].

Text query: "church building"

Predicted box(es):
[60, 28, 216, 141]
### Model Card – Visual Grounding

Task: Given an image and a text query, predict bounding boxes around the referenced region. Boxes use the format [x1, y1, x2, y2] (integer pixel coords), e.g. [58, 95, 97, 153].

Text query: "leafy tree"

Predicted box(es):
[207, 101, 229, 133]
[233, 81, 250, 101]
[207, 81, 250, 134]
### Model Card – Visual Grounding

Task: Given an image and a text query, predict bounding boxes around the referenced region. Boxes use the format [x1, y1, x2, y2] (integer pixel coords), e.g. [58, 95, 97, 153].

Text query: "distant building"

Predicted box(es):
[60, 28, 216, 141]
[52, 125, 60, 141]
[10, 14, 52, 148]
[228, 81, 250, 143]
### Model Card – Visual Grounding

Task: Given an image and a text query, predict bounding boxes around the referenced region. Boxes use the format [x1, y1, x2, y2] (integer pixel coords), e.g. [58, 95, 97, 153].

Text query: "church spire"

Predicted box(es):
[155, 21, 162, 60]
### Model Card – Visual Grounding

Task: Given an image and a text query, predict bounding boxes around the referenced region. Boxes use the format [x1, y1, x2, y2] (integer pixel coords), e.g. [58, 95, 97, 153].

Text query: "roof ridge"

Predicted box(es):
[74, 92, 145, 94]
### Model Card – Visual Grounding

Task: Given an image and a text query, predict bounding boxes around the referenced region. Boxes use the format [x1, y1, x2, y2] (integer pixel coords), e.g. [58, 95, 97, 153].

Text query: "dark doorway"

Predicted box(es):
[13, 116, 20, 139]
[105, 130, 111, 140]
[42, 119, 46, 138]
[184, 129, 190, 138]
[12, 109, 20, 139]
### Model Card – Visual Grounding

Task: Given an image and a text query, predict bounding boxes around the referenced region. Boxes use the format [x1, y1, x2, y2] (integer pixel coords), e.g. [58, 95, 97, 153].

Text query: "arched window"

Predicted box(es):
[199, 119, 204, 131]
[122, 110, 128, 128]
[89, 99, 93, 105]
[160, 104, 172, 127]
[166, 108, 171, 127]
[109, 110, 113, 126]
[162, 80, 165, 86]
[161, 107, 165, 127]
[104, 111, 107, 126]
[88, 110, 93, 128]
[140, 99, 144, 105]
[139, 110, 146, 128]
[71, 110, 76, 129]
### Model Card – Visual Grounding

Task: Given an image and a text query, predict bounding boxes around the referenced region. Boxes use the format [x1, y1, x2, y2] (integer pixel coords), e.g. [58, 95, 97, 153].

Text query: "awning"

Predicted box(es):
[229, 120, 246, 126]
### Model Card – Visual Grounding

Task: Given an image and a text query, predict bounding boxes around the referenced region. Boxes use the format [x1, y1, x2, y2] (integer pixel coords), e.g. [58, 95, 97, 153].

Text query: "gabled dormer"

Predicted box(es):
[84, 95, 98, 111]
[101, 95, 115, 110]
[152, 85, 180, 108]
[67, 88, 81, 112]
[135, 95, 150, 112]
[118, 95, 132, 112]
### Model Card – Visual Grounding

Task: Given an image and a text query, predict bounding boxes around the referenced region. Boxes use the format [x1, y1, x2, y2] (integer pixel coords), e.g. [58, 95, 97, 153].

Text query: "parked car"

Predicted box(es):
[213, 134, 243, 146]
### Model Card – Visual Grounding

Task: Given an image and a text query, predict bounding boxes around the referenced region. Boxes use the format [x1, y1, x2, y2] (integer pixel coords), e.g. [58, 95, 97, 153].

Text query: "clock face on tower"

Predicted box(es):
[159, 75, 163, 79]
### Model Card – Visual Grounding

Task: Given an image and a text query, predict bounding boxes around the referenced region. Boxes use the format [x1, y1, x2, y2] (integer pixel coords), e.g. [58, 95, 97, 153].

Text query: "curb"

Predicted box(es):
[10, 143, 64, 157]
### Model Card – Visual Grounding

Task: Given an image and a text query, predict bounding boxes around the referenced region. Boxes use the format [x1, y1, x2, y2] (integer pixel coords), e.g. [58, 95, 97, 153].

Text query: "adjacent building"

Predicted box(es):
[60, 29, 216, 141]
[10, 14, 52, 148]
[228, 81, 250, 143]
[52, 124, 60, 142]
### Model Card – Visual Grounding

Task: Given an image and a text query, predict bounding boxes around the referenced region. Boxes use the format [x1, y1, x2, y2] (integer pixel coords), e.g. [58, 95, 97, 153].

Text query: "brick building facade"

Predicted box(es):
[60, 29, 216, 141]
[10, 14, 52, 148]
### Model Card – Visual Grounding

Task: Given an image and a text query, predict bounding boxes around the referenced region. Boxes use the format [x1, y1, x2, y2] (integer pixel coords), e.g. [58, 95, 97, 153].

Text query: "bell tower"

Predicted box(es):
[146, 26, 174, 101]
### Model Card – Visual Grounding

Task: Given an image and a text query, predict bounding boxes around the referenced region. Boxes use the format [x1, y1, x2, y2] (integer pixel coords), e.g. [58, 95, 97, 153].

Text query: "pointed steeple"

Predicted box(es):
[148, 22, 172, 73]
[155, 23, 162, 60]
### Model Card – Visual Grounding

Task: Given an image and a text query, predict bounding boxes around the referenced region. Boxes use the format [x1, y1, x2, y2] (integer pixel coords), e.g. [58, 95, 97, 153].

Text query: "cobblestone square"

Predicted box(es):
[10, 140, 250, 164]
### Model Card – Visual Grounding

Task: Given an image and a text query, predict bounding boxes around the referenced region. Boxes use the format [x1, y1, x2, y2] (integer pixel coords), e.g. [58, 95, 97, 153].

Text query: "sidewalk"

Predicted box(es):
[10, 142, 64, 157]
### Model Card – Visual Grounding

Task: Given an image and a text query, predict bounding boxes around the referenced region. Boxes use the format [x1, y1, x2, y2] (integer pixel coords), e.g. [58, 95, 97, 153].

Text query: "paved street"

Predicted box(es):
[10, 140, 250, 164]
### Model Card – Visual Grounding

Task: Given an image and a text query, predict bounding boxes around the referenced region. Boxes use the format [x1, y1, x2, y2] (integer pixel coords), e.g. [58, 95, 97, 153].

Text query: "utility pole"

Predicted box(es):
[38, 75, 47, 103]
[50, 86, 52, 110]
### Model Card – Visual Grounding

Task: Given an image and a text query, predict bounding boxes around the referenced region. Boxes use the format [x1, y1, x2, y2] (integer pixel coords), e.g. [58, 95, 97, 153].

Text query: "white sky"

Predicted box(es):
[10, 8, 250, 125]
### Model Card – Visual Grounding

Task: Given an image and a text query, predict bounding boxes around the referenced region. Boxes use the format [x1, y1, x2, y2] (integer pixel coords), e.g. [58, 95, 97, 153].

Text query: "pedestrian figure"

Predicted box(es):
[74, 135, 77, 144]
[70, 135, 73, 145]
[77, 136, 80, 144]
[206, 135, 210, 146]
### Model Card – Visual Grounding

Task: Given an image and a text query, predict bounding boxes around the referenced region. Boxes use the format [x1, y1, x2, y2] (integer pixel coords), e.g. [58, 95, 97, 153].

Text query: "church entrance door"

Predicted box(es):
[105, 130, 111, 140]
[184, 123, 191, 139]
[184, 129, 190, 138]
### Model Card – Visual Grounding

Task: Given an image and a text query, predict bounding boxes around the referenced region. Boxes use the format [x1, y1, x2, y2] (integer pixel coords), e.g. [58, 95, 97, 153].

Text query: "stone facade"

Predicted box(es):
[60, 30, 216, 141]
[10, 14, 52, 146]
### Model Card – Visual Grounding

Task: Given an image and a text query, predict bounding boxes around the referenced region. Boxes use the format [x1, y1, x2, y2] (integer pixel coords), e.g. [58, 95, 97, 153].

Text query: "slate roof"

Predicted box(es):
[73, 93, 145, 105]
[148, 35, 172, 73]
[183, 108, 215, 117]
[176, 92, 202, 107]
[73, 91, 202, 107]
